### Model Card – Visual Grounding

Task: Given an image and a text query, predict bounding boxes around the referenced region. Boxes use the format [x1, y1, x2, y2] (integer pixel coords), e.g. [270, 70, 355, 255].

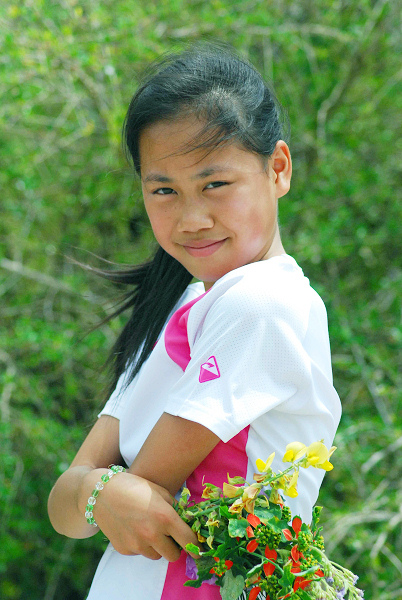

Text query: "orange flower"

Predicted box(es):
[248, 586, 263, 600]
[282, 516, 303, 542]
[290, 564, 324, 592]
[263, 547, 278, 577]
[245, 515, 278, 578]
[209, 556, 233, 577]
[245, 513, 261, 553]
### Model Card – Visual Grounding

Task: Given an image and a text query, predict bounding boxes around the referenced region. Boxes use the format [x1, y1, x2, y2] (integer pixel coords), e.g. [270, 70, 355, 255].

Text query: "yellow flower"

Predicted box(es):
[269, 488, 283, 505]
[283, 471, 299, 498]
[222, 482, 243, 498]
[197, 532, 206, 543]
[201, 484, 221, 499]
[242, 484, 260, 513]
[301, 442, 336, 471]
[256, 452, 275, 473]
[227, 483, 261, 514]
[227, 473, 246, 485]
[283, 442, 307, 463]
[228, 497, 245, 514]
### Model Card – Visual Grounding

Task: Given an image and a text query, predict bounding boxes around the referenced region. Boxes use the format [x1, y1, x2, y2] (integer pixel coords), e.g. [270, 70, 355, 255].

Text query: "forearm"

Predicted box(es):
[48, 465, 111, 539]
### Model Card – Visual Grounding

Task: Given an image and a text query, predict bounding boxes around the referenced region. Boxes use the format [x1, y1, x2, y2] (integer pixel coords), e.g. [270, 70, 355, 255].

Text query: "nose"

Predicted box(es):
[177, 196, 214, 233]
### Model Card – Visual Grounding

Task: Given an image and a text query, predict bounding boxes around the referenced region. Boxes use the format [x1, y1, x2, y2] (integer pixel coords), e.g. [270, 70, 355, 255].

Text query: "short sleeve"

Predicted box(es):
[164, 276, 314, 443]
[98, 281, 205, 420]
[98, 370, 133, 419]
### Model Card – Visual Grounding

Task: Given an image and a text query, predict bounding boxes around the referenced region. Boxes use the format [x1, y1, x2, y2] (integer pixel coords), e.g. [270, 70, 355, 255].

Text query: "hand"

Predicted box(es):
[87, 471, 199, 561]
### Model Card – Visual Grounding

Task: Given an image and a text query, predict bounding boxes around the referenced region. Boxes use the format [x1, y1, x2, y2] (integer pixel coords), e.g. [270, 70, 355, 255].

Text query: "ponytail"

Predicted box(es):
[94, 246, 192, 398]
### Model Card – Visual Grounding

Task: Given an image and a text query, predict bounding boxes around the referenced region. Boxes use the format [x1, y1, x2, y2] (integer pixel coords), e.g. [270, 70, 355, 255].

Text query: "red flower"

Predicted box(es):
[294, 577, 311, 592]
[249, 586, 268, 600]
[292, 516, 302, 536]
[246, 515, 279, 578]
[282, 516, 303, 542]
[209, 557, 233, 577]
[246, 513, 262, 553]
[290, 564, 324, 592]
[290, 545, 305, 566]
[263, 547, 278, 576]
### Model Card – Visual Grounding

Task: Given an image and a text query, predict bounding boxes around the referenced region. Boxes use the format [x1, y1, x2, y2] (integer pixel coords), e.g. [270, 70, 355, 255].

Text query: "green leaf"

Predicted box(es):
[270, 519, 288, 532]
[278, 563, 295, 592]
[184, 579, 203, 588]
[185, 543, 200, 555]
[197, 555, 215, 571]
[254, 505, 282, 521]
[219, 504, 231, 519]
[220, 570, 245, 600]
[228, 518, 249, 538]
[214, 543, 228, 558]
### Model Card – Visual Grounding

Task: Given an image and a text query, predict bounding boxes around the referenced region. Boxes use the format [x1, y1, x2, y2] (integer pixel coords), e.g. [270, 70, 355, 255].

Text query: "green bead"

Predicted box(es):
[86, 504, 93, 512]
[101, 474, 110, 483]
[87, 517, 95, 525]
[93, 489, 99, 497]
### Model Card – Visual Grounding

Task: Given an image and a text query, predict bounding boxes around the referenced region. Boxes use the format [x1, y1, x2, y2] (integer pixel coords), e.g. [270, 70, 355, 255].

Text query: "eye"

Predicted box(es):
[205, 181, 227, 190]
[152, 187, 175, 195]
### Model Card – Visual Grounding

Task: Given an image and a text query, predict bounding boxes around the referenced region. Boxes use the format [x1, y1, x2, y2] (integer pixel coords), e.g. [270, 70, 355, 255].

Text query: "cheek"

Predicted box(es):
[228, 198, 269, 237]
[145, 204, 171, 239]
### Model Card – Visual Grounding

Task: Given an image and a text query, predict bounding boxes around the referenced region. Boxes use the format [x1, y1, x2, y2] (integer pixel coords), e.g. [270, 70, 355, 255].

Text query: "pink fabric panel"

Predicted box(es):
[164, 292, 208, 371]
[160, 426, 250, 599]
[186, 426, 250, 503]
[162, 288, 250, 598]
[160, 551, 219, 600]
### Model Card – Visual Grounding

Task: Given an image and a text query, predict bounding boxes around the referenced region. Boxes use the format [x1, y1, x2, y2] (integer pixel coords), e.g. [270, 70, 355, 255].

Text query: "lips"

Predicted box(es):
[182, 239, 227, 257]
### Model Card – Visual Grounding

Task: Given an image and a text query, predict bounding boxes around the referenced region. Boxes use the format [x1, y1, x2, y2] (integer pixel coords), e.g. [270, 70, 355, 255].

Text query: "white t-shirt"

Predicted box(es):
[87, 254, 341, 600]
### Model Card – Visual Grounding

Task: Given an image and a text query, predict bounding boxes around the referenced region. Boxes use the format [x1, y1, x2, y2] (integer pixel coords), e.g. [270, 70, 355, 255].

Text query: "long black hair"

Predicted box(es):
[99, 41, 290, 397]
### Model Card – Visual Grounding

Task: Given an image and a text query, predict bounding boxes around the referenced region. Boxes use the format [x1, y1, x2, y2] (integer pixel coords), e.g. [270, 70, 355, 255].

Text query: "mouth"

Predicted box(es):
[182, 238, 227, 257]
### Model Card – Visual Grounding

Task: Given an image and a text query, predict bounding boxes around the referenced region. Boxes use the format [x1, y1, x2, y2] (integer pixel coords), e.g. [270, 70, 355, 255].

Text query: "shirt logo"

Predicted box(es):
[199, 356, 221, 383]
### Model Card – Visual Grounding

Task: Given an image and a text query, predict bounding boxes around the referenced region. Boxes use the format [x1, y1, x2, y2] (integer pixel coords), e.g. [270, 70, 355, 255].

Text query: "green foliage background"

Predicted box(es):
[0, 0, 401, 598]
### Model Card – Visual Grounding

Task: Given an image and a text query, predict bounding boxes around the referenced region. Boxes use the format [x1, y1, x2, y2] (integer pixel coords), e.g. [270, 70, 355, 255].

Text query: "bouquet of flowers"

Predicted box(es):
[175, 441, 364, 600]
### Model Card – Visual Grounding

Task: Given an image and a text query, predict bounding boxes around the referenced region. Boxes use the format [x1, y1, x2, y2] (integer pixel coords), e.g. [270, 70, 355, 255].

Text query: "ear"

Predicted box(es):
[271, 140, 292, 199]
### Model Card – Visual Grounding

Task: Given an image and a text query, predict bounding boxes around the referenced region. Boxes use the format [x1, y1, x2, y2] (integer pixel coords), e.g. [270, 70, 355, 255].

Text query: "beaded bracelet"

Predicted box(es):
[85, 465, 126, 527]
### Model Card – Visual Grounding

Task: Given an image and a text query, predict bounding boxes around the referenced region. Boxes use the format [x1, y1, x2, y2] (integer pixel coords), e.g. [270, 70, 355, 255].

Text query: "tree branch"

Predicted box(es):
[0, 258, 100, 303]
[317, 0, 390, 147]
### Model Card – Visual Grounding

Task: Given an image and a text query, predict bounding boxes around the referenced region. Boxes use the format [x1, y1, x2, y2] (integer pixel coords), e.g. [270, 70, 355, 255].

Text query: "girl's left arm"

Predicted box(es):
[128, 413, 220, 496]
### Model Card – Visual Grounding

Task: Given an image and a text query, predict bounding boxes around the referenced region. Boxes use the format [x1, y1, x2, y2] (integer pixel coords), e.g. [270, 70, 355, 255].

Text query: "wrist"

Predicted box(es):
[78, 468, 109, 516]
[80, 466, 126, 529]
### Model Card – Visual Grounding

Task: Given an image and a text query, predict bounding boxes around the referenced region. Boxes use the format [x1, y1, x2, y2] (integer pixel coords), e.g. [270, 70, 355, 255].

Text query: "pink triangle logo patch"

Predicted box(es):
[199, 356, 221, 383]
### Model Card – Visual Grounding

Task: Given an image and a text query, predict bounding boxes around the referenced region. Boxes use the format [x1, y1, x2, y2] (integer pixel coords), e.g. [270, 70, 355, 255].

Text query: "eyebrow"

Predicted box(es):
[142, 166, 236, 184]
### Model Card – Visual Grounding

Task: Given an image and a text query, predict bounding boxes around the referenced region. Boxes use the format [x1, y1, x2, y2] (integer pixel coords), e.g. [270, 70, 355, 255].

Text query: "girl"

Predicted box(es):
[48, 42, 341, 599]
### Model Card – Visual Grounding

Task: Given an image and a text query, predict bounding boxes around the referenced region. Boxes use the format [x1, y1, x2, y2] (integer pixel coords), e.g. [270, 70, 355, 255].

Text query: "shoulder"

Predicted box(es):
[206, 256, 316, 330]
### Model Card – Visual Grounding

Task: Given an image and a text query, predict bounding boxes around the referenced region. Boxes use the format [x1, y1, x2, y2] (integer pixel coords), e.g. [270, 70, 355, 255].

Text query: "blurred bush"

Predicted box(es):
[0, 0, 401, 598]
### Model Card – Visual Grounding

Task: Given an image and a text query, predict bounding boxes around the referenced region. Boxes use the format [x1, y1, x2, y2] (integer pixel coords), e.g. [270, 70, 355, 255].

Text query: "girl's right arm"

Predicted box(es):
[47, 415, 199, 561]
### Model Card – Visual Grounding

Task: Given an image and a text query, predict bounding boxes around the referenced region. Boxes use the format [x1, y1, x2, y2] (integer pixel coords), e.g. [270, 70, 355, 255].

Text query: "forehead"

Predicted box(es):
[138, 117, 257, 178]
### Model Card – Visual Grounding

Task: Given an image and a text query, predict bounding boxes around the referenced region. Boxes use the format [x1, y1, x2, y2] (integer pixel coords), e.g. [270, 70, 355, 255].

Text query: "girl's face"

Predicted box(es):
[139, 117, 291, 289]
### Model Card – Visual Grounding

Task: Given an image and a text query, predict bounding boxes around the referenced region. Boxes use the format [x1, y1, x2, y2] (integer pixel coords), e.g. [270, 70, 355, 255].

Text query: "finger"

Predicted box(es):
[166, 510, 201, 557]
[135, 546, 162, 561]
[153, 535, 182, 563]
[111, 543, 162, 561]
